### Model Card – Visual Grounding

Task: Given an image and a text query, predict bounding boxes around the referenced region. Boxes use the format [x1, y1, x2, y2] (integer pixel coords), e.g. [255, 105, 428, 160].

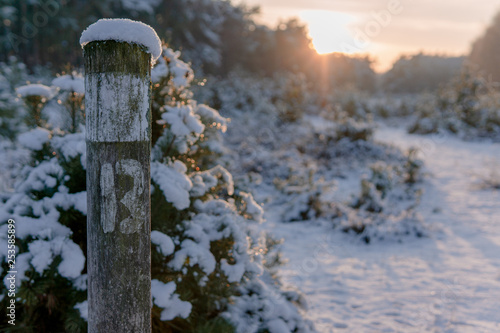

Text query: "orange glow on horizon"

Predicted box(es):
[300, 10, 357, 55]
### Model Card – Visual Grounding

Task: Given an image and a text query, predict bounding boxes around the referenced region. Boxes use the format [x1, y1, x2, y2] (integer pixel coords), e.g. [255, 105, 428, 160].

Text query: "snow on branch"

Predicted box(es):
[16, 84, 53, 98]
[52, 74, 85, 94]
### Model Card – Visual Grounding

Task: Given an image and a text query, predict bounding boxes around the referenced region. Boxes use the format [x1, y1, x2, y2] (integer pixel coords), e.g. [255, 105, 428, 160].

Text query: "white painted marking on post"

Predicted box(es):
[117, 159, 146, 234]
[100, 163, 116, 233]
[100, 159, 146, 234]
[86, 73, 149, 142]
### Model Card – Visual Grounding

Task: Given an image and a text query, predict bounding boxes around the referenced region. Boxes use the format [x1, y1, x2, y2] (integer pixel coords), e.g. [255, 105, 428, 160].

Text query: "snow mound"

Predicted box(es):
[151, 230, 175, 256]
[16, 84, 52, 98]
[151, 160, 192, 210]
[18, 127, 51, 150]
[29, 237, 86, 279]
[159, 104, 204, 137]
[80, 18, 162, 62]
[52, 74, 85, 94]
[74, 301, 88, 321]
[164, 48, 194, 88]
[151, 279, 192, 320]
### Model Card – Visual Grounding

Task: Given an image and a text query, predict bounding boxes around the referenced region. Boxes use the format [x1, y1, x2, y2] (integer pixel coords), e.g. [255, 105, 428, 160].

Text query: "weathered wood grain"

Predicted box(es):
[85, 40, 152, 333]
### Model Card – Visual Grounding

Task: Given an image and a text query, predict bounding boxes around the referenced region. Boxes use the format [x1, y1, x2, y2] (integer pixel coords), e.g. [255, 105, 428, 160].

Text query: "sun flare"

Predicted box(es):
[300, 10, 356, 54]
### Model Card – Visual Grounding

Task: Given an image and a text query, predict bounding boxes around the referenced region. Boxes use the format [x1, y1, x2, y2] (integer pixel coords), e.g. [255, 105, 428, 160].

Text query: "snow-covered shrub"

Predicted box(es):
[194, 70, 315, 124]
[50, 73, 85, 133]
[338, 97, 371, 122]
[0, 47, 314, 333]
[340, 149, 426, 243]
[367, 95, 415, 119]
[408, 69, 500, 139]
[194, 71, 278, 117]
[351, 178, 384, 213]
[0, 58, 56, 195]
[367, 161, 394, 198]
[478, 173, 500, 190]
[263, 115, 424, 242]
[333, 117, 373, 142]
[337, 205, 425, 244]
[273, 166, 329, 222]
[475, 161, 500, 191]
[274, 72, 310, 123]
[407, 101, 440, 134]
[16, 83, 53, 129]
[404, 147, 423, 184]
[0, 57, 32, 138]
[314, 94, 374, 142]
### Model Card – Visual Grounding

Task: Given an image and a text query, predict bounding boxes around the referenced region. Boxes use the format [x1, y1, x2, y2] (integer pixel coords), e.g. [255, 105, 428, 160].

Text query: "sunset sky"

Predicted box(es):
[241, 0, 499, 72]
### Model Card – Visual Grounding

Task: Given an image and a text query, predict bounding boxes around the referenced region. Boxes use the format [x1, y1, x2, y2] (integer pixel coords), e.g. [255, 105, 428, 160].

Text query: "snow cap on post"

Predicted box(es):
[80, 18, 162, 63]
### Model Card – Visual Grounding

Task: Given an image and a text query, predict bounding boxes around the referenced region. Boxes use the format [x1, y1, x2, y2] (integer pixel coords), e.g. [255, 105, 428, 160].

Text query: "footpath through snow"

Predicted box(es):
[266, 124, 500, 333]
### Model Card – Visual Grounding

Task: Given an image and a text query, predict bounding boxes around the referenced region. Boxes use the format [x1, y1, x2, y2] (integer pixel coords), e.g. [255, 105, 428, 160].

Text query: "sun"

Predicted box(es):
[300, 10, 356, 54]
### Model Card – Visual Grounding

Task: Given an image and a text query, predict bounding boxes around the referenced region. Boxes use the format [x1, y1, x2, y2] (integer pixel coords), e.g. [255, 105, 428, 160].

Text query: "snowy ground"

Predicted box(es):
[264, 124, 500, 332]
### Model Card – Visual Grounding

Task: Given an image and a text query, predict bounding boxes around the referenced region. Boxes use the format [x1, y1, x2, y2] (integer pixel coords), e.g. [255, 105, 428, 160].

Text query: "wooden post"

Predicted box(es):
[84, 40, 152, 332]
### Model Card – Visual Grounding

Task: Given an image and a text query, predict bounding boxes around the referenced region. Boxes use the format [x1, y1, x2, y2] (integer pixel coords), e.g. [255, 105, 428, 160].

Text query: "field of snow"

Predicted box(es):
[263, 124, 500, 332]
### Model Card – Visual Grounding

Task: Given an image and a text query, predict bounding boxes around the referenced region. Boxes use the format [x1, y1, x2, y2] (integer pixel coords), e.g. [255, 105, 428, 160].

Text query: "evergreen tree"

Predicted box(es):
[469, 11, 500, 82]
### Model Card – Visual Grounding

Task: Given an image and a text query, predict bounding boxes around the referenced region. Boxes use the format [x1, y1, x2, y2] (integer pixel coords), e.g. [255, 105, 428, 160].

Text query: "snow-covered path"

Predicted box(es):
[266, 126, 500, 333]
